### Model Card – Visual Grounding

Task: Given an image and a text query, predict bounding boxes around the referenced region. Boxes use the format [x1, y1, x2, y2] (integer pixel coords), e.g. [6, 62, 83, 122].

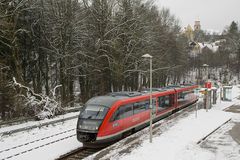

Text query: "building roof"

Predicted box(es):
[197, 42, 219, 53]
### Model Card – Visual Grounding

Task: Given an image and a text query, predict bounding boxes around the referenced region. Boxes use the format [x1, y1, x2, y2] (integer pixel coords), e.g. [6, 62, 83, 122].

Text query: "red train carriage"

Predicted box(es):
[77, 84, 198, 148]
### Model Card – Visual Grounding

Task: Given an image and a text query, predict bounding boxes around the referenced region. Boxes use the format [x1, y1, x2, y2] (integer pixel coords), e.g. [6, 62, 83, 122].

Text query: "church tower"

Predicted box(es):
[194, 20, 201, 31]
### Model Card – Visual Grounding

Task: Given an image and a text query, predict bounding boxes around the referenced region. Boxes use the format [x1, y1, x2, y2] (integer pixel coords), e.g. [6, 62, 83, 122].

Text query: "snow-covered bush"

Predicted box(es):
[12, 77, 63, 120]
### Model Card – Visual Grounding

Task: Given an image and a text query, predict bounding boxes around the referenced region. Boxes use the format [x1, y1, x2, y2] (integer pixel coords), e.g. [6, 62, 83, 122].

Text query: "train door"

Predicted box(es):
[152, 98, 157, 117]
[173, 93, 178, 108]
[120, 104, 134, 130]
[109, 107, 125, 136]
[132, 101, 149, 127]
[110, 104, 135, 131]
[169, 94, 175, 107]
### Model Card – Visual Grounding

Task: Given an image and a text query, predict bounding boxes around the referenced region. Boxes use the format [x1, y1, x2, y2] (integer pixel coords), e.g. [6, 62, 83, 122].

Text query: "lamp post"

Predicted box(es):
[142, 54, 153, 143]
[202, 64, 209, 82]
[202, 64, 209, 112]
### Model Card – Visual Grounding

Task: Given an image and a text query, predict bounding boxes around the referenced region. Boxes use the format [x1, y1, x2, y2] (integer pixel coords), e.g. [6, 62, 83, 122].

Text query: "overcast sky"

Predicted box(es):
[155, 0, 240, 32]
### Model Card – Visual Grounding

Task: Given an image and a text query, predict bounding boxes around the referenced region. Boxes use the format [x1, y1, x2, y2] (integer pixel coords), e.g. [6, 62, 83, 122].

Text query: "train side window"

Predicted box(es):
[133, 101, 146, 114]
[179, 91, 194, 100]
[121, 104, 133, 118]
[145, 100, 149, 109]
[158, 97, 164, 108]
[110, 108, 121, 122]
[165, 96, 170, 106]
[141, 99, 156, 114]
[111, 104, 134, 121]
[158, 95, 170, 108]
[152, 99, 157, 113]
[178, 92, 184, 99]
[145, 99, 156, 109]
[153, 99, 156, 106]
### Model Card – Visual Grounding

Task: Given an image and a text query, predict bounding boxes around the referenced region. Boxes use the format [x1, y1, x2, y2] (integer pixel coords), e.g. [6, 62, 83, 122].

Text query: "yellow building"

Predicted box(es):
[184, 20, 201, 41]
[184, 24, 194, 41]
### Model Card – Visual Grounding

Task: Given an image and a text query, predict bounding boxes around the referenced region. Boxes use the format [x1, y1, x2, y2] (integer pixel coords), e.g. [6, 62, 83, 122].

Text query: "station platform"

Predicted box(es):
[200, 104, 240, 160]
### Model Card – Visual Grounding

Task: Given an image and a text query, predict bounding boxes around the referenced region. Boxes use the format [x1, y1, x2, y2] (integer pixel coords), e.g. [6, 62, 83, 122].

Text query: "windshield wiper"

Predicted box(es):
[95, 107, 102, 118]
[87, 115, 92, 119]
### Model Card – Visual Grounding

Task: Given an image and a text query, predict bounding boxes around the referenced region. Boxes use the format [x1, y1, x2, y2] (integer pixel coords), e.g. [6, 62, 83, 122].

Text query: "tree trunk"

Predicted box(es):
[0, 93, 6, 120]
[59, 60, 66, 107]
[45, 56, 49, 96]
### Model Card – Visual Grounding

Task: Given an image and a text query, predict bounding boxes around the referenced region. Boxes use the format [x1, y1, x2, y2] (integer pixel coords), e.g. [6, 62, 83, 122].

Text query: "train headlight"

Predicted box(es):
[78, 120, 101, 130]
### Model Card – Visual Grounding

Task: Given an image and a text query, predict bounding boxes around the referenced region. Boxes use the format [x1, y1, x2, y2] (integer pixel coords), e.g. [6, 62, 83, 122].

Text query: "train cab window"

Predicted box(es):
[79, 105, 109, 120]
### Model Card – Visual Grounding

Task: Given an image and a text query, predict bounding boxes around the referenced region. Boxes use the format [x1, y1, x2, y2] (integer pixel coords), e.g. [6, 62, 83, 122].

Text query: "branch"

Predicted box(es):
[13, 77, 43, 100]
[52, 85, 62, 98]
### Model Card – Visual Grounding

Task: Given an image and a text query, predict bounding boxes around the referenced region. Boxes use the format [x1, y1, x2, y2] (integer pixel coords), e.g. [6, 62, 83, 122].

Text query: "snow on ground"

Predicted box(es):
[0, 113, 81, 160]
[0, 112, 79, 134]
[116, 86, 240, 160]
[199, 116, 240, 160]
[118, 110, 233, 160]
[1, 86, 239, 160]
[11, 134, 81, 160]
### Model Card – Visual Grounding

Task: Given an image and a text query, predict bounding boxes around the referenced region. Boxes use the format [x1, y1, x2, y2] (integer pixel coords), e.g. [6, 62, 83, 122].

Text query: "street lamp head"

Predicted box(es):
[142, 54, 152, 58]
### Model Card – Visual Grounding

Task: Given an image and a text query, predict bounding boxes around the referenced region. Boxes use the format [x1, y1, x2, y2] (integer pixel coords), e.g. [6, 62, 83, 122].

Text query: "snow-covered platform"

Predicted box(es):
[200, 105, 240, 160]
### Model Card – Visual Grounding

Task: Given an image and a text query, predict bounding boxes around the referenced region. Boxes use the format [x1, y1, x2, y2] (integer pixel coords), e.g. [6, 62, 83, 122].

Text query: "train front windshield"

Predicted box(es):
[77, 105, 109, 131]
[79, 105, 109, 120]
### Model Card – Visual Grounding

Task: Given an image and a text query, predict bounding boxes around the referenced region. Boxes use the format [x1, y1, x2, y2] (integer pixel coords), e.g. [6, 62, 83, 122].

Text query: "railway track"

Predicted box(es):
[58, 102, 199, 160]
[0, 129, 76, 160]
[0, 107, 81, 127]
[0, 115, 78, 136]
[57, 147, 102, 160]
[0, 128, 75, 154]
[0, 117, 34, 127]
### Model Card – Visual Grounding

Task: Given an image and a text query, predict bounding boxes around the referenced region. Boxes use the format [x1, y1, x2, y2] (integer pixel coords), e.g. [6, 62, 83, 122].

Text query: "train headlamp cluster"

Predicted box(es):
[78, 123, 99, 131]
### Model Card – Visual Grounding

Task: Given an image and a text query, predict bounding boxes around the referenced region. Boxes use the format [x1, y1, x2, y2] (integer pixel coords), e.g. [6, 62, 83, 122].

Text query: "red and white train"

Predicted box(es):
[77, 84, 198, 147]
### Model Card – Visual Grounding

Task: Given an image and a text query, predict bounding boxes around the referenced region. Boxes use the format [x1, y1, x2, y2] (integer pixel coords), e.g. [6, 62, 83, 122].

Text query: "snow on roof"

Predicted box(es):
[205, 29, 221, 35]
[205, 43, 219, 52]
[198, 42, 204, 48]
[197, 42, 219, 53]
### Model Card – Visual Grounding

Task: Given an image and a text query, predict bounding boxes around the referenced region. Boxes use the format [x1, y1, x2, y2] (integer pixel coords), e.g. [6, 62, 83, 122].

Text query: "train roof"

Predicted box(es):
[141, 88, 166, 92]
[108, 92, 142, 97]
[85, 84, 198, 107]
[85, 96, 124, 108]
[86, 92, 144, 107]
